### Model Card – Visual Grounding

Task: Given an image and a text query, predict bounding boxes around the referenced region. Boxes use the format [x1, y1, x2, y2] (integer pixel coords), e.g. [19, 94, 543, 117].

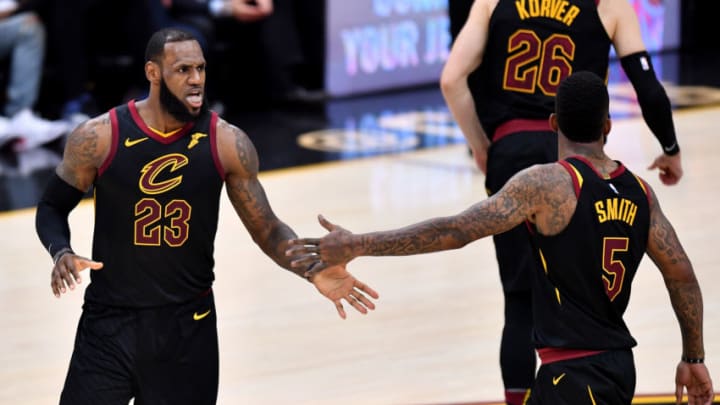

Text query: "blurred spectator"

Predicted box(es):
[160, 0, 325, 107]
[44, 0, 154, 119]
[160, 0, 275, 43]
[147, 0, 216, 53]
[0, 2, 71, 152]
[261, 0, 325, 104]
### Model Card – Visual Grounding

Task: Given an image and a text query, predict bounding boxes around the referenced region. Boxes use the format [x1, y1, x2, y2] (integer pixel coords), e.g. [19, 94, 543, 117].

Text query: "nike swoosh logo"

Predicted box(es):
[124, 137, 148, 147]
[193, 309, 212, 321]
[552, 373, 566, 385]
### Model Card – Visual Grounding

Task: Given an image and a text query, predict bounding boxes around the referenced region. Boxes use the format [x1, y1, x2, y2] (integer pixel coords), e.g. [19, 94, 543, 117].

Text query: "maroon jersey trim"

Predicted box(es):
[633, 174, 653, 206]
[537, 347, 605, 365]
[558, 160, 582, 197]
[209, 112, 225, 180]
[525, 220, 535, 235]
[493, 118, 552, 142]
[127, 100, 194, 144]
[98, 109, 120, 177]
[569, 155, 627, 179]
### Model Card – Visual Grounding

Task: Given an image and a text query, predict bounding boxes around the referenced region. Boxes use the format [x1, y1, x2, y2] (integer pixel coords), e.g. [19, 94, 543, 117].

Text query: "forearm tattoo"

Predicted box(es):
[666, 277, 705, 358]
[354, 174, 522, 256]
[224, 124, 297, 269]
[357, 218, 471, 256]
[646, 189, 703, 357]
[354, 165, 572, 256]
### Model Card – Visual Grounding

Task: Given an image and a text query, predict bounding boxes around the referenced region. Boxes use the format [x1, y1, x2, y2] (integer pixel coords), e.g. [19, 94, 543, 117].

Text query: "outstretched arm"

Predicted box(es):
[217, 119, 378, 318]
[35, 115, 110, 297]
[644, 186, 713, 404]
[290, 190, 528, 269]
[288, 163, 575, 274]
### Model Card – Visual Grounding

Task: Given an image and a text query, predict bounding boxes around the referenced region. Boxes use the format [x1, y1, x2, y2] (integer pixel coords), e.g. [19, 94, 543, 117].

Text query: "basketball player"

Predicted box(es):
[288, 72, 713, 405]
[440, 1, 683, 402]
[34, 28, 378, 404]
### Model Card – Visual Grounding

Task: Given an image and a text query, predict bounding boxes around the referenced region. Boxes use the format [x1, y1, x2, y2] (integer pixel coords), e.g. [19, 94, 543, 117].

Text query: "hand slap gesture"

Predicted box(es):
[286, 214, 358, 278]
[51, 252, 103, 298]
[310, 264, 379, 319]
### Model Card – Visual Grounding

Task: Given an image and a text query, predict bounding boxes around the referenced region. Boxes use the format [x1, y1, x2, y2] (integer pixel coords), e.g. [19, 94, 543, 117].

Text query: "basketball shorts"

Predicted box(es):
[527, 349, 636, 405]
[60, 290, 219, 405]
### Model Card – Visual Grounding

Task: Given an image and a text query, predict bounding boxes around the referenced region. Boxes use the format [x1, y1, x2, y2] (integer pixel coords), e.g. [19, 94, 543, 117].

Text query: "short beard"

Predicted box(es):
[159, 78, 208, 123]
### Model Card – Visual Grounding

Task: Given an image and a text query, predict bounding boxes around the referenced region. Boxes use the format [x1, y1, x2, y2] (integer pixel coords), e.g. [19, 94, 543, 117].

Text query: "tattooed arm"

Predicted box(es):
[56, 113, 112, 190]
[289, 162, 576, 272]
[643, 186, 713, 403]
[217, 119, 379, 318]
[645, 185, 704, 359]
[36, 115, 110, 297]
[216, 119, 299, 272]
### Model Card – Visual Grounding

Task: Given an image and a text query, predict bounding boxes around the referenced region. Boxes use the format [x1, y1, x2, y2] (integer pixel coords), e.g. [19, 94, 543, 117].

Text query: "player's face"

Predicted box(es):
[159, 40, 207, 121]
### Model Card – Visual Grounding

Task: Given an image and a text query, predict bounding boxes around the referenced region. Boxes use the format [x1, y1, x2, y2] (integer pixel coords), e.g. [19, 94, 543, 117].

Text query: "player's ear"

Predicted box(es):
[549, 113, 559, 132]
[145, 60, 161, 83]
[602, 115, 611, 137]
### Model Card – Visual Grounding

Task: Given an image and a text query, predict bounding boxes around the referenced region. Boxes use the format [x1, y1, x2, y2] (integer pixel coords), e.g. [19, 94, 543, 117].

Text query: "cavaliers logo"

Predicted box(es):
[139, 153, 189, 195]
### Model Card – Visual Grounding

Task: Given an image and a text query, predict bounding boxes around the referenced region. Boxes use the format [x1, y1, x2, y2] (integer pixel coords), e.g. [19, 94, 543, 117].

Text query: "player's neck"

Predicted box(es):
[135, 98, 188, 133]
[562, 142, 618, 175]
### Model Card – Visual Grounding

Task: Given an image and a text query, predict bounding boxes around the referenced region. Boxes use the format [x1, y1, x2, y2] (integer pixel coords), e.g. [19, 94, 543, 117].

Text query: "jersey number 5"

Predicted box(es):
[602, 237, 629, 301]
[503, 30, 575, 96]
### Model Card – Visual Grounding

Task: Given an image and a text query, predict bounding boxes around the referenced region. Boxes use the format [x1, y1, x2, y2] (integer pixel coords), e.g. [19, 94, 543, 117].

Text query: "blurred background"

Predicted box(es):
[0, 0, 718, 210]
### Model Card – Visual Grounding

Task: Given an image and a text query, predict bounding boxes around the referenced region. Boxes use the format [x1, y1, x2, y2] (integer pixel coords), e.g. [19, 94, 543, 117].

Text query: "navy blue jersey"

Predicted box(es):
[475, 0, 611, 139]
[86, 101, 225, 307]
[530, 157, 651, 350]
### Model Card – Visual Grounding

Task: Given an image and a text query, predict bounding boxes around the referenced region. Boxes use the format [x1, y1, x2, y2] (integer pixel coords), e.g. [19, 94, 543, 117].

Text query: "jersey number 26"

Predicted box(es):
[503, 30, 576, 96]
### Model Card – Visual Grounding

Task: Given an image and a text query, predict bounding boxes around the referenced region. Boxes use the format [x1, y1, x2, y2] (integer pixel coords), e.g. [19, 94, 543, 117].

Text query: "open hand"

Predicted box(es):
[51, 252, 103, 298]
[310, 264, 379, 319]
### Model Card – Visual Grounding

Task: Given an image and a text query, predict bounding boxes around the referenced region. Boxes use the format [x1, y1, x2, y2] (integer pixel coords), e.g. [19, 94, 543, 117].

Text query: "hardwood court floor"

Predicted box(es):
[1, 106, 719, 404]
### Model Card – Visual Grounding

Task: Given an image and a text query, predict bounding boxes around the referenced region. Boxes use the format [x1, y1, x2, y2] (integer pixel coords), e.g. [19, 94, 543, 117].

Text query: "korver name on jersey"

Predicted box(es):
[515, 0, 581, 26]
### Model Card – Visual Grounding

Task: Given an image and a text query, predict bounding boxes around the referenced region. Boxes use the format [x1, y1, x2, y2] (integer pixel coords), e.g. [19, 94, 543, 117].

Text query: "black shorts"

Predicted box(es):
[60, 290, 219, 405]
[486, 130, 557, 292]
[527, 350, 636, 405]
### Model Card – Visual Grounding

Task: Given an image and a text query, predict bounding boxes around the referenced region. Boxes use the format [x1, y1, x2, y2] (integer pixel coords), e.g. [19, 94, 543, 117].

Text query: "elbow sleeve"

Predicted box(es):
[620, 51, 679, 155]
[35, 173, 85, 260]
